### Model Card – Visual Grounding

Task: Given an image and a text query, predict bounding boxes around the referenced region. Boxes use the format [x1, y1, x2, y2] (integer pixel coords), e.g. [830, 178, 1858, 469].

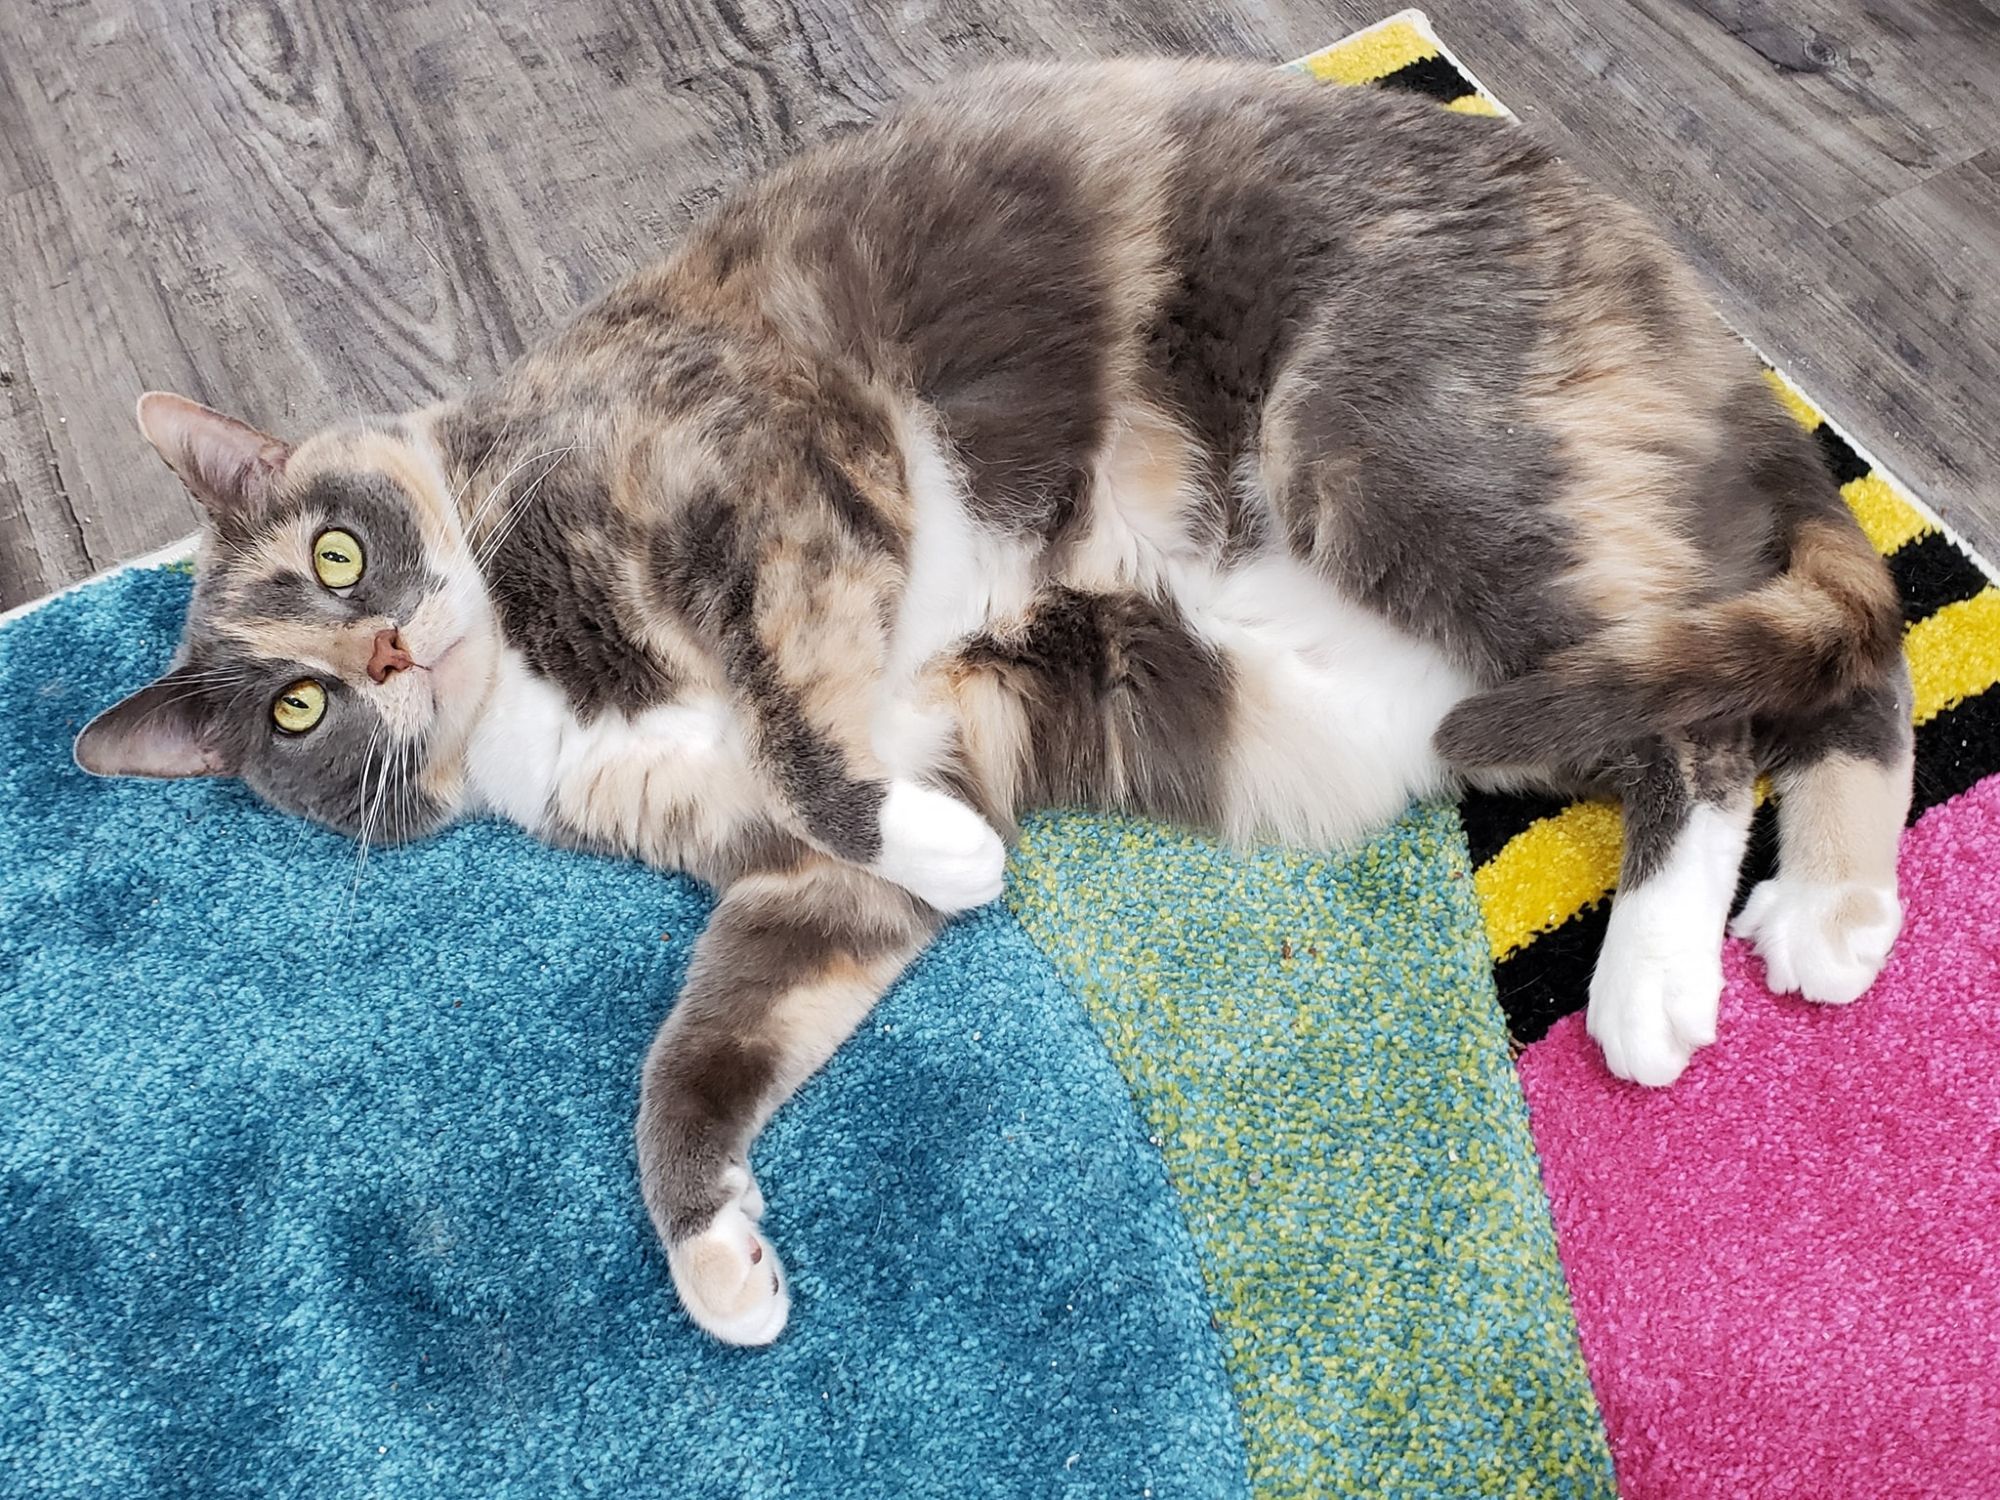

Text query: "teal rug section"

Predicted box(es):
[1009, 813, 1617, 1499]
[0, 568, 1249, 1500]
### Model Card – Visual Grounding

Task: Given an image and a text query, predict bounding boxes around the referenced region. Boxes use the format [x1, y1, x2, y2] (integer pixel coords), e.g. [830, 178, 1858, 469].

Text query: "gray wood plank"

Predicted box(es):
[1820, 145, 2000, 491]
[1676, 0, 2000, 186]
[0, 240, 97, 605]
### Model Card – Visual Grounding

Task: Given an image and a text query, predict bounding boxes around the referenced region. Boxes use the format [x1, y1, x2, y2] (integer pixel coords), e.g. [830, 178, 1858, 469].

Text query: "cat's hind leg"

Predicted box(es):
[1589, 729, 1757, 1086]
[638, 856, 940, 1344]
[1733, 671, 1912, 1005]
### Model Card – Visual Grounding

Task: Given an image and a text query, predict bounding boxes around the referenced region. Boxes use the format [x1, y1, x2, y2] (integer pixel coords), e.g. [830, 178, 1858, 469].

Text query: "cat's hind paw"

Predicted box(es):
[872, 781, 1006, 913]
[1732, 877, 1900, 1006]
[1588, 939, 1723, 1088]
[668, 1178, 790, 1347]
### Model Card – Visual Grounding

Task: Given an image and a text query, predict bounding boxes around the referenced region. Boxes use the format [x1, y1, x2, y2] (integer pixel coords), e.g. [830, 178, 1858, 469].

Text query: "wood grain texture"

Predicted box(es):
[1, 0, 1994, 610]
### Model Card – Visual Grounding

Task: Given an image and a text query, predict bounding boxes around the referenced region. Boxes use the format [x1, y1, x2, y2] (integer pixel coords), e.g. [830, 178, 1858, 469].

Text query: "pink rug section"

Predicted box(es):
[1519, 775, 2000, 1499]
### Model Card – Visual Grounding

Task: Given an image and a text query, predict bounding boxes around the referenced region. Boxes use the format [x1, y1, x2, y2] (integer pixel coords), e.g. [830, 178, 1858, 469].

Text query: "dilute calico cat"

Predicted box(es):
[76, 61, 1910, 1345]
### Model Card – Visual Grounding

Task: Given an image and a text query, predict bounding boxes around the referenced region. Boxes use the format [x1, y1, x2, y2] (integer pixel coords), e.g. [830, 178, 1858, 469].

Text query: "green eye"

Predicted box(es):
[273, 678, 326, 734]
[312, 529, 364, 589]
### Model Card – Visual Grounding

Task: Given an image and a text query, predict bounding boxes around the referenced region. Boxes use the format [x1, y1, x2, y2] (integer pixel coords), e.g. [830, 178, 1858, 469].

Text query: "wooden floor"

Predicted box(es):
[3, 0, 1997, 610]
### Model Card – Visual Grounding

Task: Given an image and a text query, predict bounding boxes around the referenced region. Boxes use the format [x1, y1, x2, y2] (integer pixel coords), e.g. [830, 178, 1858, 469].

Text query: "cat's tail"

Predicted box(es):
[1434, 515, 1902, 769]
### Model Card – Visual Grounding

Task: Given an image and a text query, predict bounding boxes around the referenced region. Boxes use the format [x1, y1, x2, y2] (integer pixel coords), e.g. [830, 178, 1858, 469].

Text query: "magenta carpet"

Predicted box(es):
[1520, 775, 2000, 1498]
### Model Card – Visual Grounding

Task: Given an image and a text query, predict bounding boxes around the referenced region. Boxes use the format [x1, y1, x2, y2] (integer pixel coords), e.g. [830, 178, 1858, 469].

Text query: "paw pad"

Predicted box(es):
[668, 1190, 790, 1346]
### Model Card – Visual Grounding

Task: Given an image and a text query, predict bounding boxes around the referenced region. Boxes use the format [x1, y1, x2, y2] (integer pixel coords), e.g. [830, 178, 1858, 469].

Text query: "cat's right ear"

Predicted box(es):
[136, 391, 292, 524]
[74, 669, 237, 779]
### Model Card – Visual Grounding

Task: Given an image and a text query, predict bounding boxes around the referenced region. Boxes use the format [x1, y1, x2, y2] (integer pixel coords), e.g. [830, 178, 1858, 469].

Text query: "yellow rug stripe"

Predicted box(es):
[1475, 801, 1624, 961]
[1762, 367, 1824, 430]
[1296, 21, 1437, 85]
[1446, 94, 1504, 116]
[1909, 589, 2000, 724]
[1843, 473, 1932, 557]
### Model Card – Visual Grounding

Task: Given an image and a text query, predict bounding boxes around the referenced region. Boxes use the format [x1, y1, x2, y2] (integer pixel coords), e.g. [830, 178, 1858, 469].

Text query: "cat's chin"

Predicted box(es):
[409, 627, 495, 771]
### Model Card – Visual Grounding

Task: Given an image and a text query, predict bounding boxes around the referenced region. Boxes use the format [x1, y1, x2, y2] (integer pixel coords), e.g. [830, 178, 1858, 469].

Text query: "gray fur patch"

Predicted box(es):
[1613, 728, 1755, 888]
[646, 489, 886, 861]
[959, 587, 1232, 826]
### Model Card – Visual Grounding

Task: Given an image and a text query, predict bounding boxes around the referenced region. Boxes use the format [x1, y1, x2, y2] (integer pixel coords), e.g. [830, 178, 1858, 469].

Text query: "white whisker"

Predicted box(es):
[467, 444, 576, 557]
[473, 446, 578, 573]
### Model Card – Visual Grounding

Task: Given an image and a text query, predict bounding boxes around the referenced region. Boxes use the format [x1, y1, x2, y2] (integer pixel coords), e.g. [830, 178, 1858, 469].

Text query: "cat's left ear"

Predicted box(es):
[136, 391, 292, 525]
[74, 667, 238, 779]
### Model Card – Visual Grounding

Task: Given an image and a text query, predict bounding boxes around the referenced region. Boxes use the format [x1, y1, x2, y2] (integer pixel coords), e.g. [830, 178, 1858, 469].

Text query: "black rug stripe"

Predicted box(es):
[1459, 789, 1576, 868]
[1493, 900, 1609, 1044]
[1891, 529, 1990, 623]
[1732, 799, 1781, 917]
[1912, 687, 2000, 819]
[1376, 53, 1476, 104]
[1813, 424, 1872, 486]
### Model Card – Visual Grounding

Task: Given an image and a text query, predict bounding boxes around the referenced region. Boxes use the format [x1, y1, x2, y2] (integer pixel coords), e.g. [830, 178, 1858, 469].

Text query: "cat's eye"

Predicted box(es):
[312, 529, 364, 590]
[272, 679, 327, 735]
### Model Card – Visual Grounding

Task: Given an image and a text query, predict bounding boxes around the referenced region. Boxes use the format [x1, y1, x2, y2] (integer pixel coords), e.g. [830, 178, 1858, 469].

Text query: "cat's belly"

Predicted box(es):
[905, 549, 1475, 847]
[1180, 556, 1476, 847]
[880, 405, 1475, 845]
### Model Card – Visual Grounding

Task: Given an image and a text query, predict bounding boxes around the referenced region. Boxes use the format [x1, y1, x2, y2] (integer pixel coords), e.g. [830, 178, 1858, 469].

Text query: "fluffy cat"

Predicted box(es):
[75, 61, 1910, 1345]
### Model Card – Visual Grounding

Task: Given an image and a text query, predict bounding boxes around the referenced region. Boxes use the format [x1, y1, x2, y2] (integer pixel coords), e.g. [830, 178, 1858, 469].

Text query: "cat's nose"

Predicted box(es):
[368, 627, 414, 683]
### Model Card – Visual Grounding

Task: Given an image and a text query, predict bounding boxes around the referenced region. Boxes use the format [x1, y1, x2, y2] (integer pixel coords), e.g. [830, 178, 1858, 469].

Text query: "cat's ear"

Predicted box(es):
[136, 391, 292, 523]
[74, 668, 238, 779]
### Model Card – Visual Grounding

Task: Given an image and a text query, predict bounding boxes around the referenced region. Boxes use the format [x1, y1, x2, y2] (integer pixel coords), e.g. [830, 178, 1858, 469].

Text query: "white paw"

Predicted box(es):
[1588, 932, 1724, 1088]
[668, 1170, 790, 1347]
[1731, 877, 1901, 1005]
[1587, 803, 1749, 1087]
[872, 781, 1006, 913]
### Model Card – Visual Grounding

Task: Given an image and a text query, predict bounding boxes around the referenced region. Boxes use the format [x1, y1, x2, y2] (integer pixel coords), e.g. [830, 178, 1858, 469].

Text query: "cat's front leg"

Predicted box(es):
[732, 625, 1005, 914]
[637, 855, 941, 1344]
[652, 466, 1006, 911]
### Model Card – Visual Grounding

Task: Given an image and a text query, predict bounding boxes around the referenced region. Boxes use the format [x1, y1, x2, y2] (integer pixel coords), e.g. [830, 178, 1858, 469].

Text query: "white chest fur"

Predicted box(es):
[464, 650, 754, 856]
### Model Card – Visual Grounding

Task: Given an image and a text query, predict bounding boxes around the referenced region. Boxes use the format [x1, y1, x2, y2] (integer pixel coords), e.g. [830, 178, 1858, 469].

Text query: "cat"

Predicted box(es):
[74, 60, 1911, 1346]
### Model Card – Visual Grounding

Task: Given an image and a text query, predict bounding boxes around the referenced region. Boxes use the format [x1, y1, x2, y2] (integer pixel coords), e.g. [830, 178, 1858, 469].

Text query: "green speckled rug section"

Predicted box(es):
[1007, 804, 1615, 1499]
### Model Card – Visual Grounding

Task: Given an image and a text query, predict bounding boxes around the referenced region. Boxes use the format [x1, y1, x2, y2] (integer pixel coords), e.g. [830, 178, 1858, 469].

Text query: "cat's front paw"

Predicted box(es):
[1588, 917, 1724, 1088]
[1732, 877, 1901, 1005]
[668, 1169, 789, 1347]
[872, 781, 1006, 913]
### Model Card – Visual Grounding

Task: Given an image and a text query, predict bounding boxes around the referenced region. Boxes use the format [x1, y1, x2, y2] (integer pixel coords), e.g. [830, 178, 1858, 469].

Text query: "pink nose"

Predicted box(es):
[368, 627, 414, 683]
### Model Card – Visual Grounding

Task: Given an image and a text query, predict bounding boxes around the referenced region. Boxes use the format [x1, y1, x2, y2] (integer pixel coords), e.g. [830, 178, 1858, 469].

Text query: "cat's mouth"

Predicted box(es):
[411, 633, 471, 724]
[419, 636, 464, 672]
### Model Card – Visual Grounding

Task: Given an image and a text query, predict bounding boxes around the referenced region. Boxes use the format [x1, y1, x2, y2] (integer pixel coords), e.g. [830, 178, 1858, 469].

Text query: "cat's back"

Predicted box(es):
[742, 58, 1544, 237]
[688, 59, 1556, 341]
[640, 62, 1559, 550]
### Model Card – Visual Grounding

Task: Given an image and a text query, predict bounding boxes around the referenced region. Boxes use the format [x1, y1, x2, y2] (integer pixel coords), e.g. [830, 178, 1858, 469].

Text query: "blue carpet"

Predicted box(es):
[0, 566, 1249, 1499]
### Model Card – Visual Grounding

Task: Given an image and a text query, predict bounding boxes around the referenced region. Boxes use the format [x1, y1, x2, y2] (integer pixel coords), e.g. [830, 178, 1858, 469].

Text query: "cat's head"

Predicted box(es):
[74, 393, 499, 844]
